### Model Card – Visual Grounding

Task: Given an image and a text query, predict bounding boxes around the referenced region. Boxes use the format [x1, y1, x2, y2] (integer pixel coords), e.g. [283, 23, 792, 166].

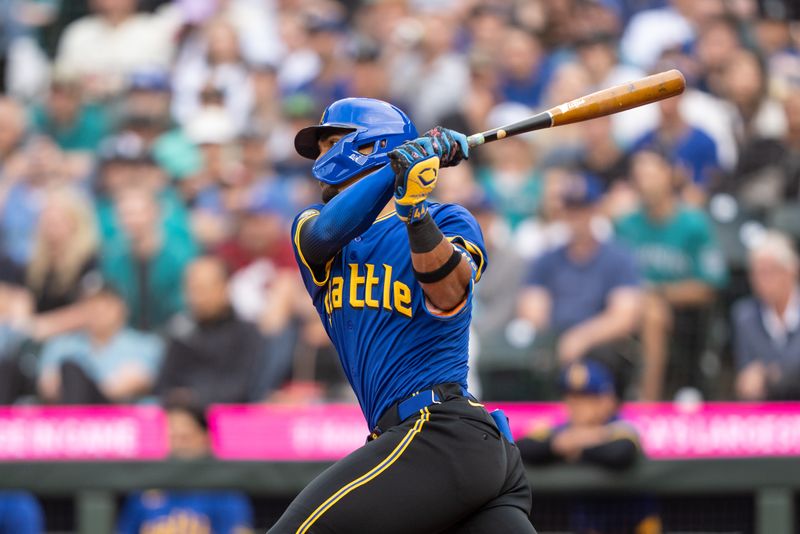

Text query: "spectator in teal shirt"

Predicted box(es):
[616, 149, 727, 401]
[30, 76, 110, 152]
[101, 187, 197, 332]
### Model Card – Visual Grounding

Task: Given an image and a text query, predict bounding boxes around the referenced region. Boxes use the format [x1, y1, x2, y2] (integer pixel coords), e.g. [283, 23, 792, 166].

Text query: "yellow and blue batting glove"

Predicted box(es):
[389, 140, 440, 223]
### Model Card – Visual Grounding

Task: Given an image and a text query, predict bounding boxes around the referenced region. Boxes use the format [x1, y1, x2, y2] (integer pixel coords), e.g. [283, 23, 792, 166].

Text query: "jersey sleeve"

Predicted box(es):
[430, 204, 488, 283]
[291, 204, 332, 299]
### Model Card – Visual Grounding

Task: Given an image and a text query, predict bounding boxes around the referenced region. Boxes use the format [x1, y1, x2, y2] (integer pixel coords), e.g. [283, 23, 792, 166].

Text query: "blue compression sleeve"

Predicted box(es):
[299, 164, 395, 265]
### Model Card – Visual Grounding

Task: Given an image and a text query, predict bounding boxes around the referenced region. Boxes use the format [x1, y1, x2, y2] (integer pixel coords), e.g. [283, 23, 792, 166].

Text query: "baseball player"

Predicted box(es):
[269, 98, 535, 533]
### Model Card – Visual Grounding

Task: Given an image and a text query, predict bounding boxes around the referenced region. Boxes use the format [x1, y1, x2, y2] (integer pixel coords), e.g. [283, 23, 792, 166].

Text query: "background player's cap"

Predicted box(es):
[559, 360, 616, 396]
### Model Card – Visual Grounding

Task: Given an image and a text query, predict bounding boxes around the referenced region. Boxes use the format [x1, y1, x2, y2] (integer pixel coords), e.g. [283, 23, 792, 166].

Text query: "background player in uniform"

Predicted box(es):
[269, 98, 535, 533]
[517, 360, 661, 534]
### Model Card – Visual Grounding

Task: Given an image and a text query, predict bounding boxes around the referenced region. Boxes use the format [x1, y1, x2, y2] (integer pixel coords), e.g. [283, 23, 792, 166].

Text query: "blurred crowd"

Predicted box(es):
[0, 0, 799, 415]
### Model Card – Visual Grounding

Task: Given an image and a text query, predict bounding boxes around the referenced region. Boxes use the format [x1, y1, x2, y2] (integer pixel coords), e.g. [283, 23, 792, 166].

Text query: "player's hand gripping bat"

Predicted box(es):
[466, 69, 686, 147]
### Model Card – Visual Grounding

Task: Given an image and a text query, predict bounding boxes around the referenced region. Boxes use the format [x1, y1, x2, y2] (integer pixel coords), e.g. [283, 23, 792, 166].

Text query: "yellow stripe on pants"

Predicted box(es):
[295, 407, 431, 534]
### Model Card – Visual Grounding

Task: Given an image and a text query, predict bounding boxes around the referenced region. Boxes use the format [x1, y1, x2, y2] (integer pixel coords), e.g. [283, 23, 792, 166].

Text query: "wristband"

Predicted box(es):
[406, 211, 445, 253]
[412, 247, 463, 284]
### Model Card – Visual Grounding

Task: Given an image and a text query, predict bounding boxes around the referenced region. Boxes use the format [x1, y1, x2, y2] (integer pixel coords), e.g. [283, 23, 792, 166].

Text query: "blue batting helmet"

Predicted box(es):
[294, 98, 418, 185]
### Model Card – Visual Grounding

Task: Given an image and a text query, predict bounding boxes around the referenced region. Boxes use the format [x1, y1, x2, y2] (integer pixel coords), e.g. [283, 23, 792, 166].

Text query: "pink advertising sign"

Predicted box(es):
[209, 402, 800, 461]
[0, 406, 168, 460]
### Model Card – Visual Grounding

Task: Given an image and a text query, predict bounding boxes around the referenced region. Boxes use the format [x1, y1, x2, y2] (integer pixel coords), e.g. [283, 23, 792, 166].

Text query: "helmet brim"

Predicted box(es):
[294, 124, 357, 160]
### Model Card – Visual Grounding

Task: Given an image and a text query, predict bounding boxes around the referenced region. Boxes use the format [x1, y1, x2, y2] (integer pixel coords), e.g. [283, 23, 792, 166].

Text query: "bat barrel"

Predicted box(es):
[466, 69, 685, 147]
[548, 69, 685, 127]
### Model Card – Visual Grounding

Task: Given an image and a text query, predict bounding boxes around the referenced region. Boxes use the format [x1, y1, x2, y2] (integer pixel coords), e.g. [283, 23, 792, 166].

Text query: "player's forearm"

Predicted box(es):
[407, 213, 472, 312]
[300, 165, 395, 264]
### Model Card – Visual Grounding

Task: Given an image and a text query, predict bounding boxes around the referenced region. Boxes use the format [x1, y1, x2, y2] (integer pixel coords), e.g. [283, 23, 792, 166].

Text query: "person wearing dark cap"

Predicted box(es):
[517, 171, 641, 398]
[94, 133, 195, 267]
[118, 400, 254, 534]
[518, 359, 662, 534]
[37, 281, 164, 404]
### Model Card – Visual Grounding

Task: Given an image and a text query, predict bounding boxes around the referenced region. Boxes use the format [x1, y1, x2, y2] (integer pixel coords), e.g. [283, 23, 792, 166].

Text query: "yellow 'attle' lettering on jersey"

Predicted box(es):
[326, 263, 413, 318]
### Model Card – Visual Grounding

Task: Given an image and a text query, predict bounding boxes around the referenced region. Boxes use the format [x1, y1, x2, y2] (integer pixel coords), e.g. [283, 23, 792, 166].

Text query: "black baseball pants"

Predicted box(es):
[268, 390, 536, 533]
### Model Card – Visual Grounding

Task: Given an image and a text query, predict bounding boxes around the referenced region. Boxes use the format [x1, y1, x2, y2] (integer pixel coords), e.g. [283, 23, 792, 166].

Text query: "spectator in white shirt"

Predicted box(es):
[55, 0, 176, 99]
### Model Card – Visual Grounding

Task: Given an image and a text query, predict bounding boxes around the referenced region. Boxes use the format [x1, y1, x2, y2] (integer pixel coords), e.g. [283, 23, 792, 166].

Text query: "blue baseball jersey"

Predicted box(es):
[292, 202, 487, 429]
[117, 490, 253, 534]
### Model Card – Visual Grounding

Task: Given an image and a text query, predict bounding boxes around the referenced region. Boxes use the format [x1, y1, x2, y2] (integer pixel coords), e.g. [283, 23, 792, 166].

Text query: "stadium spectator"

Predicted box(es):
[30, 74, 110, 152]
[477, 104, 542, 229]
[117, 402, 254, 534]
[517, 360, 661, 534]
[100, 186, 196, 331]
[620, 0, 698, 71]
[172, 17, 255, 133]
[517, 172, 641, 391]
[495, 26, 553, 110]
[573, 31, 654, 146]
[348, 40, 391, 102]
[553, 114, 631, 194]
[156, 256, 282, 408]
[0, 492, 44, 534]
[26, 188, 98, 314]
[716, 48, 787, 144]
[616, 149, 727, 401]
[0, 97, 26, 173]
[0, 278, 35, 404]
[55, 0, 176, 99]
[0, 136, 74, 267]
[249, 63, 283, 132]
[292, 13, 351, 107]
[629, 91, 721, 194]
[691, 16, 743, 95]
[94, 133, 195, 252]
[730, 85, 800, 211]
[217, 197, 297, 321]
[467, 193, 528, 397]
[390, 13, 470, 128]
[37, 282, 163, 404]
[124, 68, 173, 121]
[734, 231, 800, 401]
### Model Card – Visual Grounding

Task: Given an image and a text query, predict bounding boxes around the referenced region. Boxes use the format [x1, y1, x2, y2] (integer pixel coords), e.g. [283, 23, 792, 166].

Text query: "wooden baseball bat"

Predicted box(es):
[466, 69, 685, 147]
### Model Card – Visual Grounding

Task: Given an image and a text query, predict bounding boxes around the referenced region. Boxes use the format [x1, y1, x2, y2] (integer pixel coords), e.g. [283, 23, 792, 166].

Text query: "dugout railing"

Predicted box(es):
[0, 457, 797, 533]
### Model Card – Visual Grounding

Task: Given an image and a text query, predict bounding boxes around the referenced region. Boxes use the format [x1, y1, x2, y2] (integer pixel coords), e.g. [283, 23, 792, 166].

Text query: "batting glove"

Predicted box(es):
[389, 140, 440, 223]
[421, 126, 469, 168]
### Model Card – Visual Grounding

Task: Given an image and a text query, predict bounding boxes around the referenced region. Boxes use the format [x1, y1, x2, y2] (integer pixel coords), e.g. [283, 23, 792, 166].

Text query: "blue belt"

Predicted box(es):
[370, 383, 516, 443]
[371, 383, 466, 439]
